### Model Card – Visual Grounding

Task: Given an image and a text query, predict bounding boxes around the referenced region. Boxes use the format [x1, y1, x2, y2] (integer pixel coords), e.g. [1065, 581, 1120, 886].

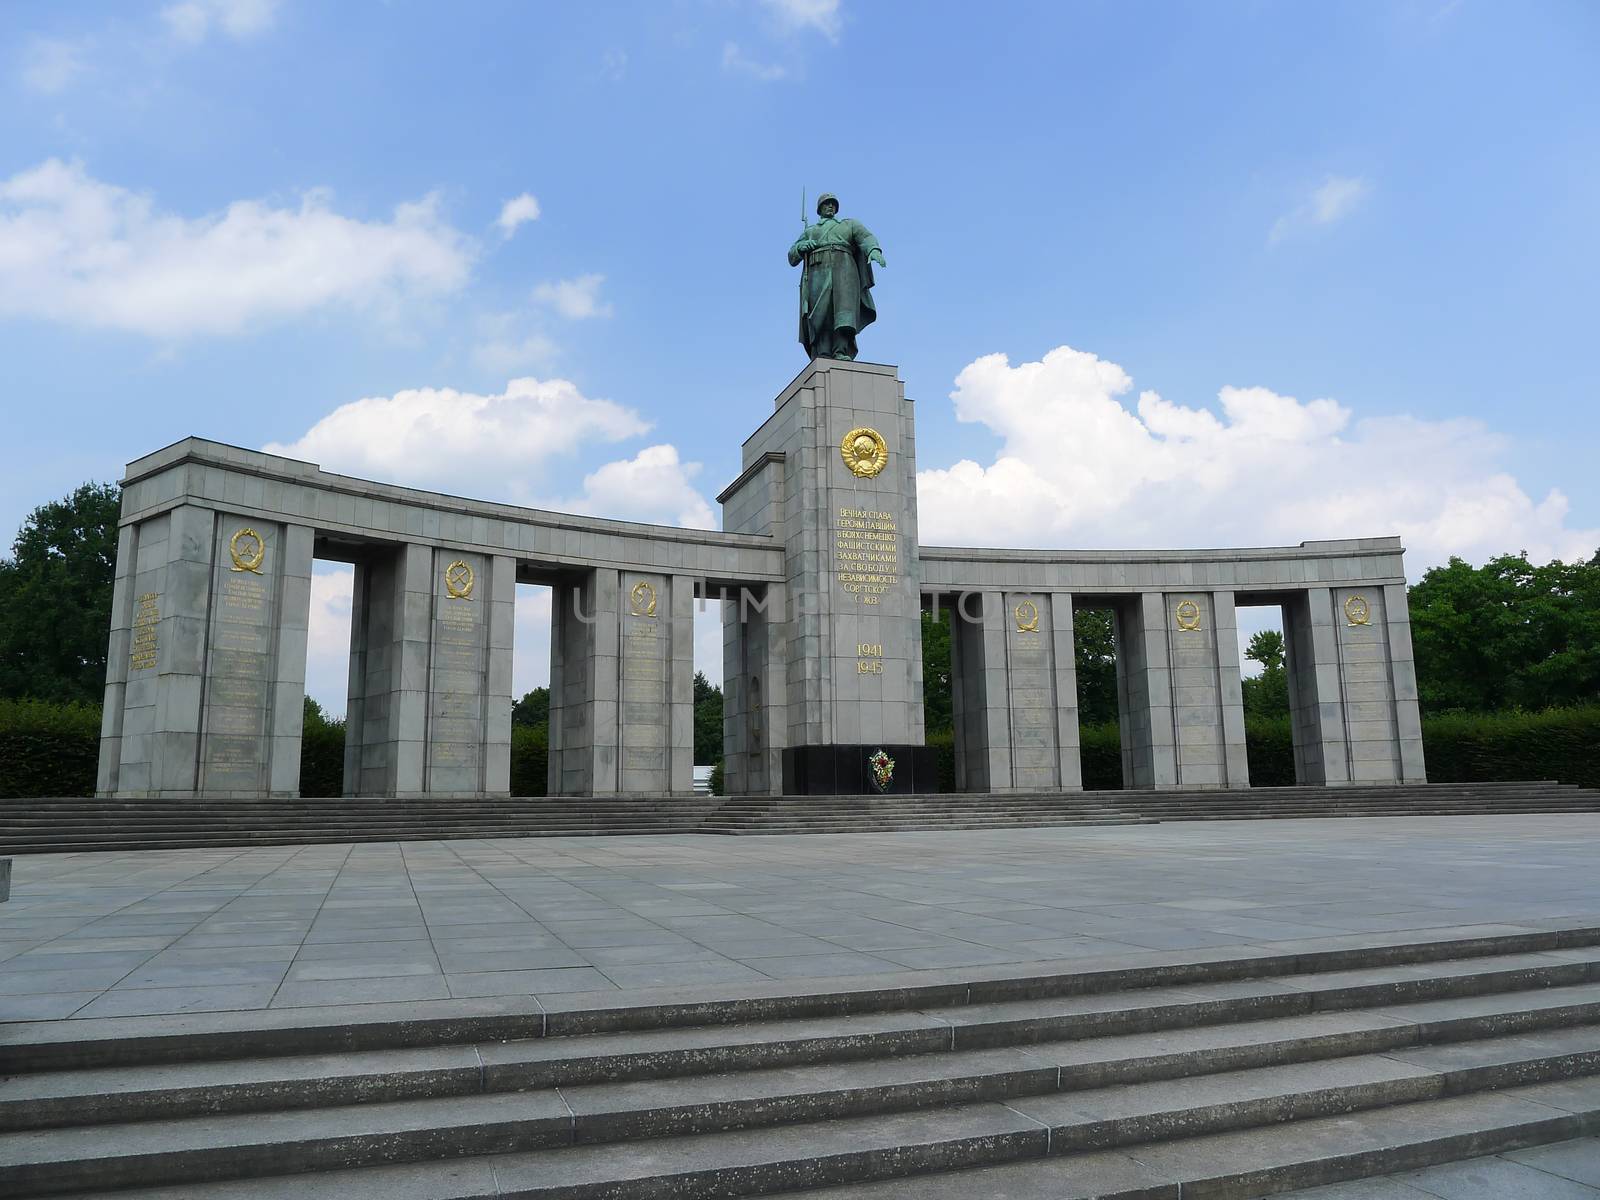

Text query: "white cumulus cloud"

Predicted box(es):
[760, 0, 842, 39]
[532, 273, 612, 319]
[0, 159, 474, 338]
[20, 37, 88, 94]
[162, 0, 279, 44]
[496, 192, 541, 238]
[265, 376, 651, 493]
[1270, 174, 1370, 245]
[552, 444, 716, 530]
[916, 344, 1598, 570]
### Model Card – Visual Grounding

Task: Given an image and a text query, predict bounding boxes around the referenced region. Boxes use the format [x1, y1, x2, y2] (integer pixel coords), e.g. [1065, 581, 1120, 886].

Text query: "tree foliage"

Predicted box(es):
[1410, 551, 1600, 713]
[1072, 608, 1119, 726]
[0, 482, 121, 705]
[1242, 628, 1289, 718]
[693, 670, 723, 764]
[921, 610, 953, 735]
[512, 686, 550, 728]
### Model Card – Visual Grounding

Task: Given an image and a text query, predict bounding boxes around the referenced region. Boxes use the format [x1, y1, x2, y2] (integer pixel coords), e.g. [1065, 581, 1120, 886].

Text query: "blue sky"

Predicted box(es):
[4, 0, 1598, 708]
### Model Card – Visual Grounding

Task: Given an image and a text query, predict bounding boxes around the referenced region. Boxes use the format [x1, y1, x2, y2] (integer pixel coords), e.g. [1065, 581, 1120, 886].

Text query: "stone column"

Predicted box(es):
[549, 568, 695, 796]
[949, 591, 1010, 791]
[1282, 584, 1424, 786]
[100, 508, 312, 798]
[1385, 583, 1427, 783]
[343, 543, 431, 797]
[1114, 593, 1178, 789]
[722, 583, 788, 795]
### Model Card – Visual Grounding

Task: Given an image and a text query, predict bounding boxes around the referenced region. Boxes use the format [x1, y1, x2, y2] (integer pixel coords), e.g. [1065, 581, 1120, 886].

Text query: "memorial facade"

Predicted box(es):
[97, 358, 1425, 800]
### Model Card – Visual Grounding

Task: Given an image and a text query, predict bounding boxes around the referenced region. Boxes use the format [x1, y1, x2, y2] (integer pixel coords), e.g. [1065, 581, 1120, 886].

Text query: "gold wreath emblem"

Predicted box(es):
[1174, 598, 1202, 632]
[228, 528, 265, 574]
[443, 560, 475, 600]
[1344, 594, 1371, 626]
[1014, 599, 1040, 633]
[840, 427, 890, 479]
[629, 580, 658, 618]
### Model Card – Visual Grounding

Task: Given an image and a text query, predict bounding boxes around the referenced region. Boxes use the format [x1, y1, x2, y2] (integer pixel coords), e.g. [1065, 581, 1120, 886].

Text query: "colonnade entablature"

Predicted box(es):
[98, 368, 1425, 803]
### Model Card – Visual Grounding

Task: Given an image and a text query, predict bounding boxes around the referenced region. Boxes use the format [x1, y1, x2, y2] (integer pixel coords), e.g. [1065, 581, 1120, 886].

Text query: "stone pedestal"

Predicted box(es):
[97, 505, 312, 799]
[720, 359, 931, 795]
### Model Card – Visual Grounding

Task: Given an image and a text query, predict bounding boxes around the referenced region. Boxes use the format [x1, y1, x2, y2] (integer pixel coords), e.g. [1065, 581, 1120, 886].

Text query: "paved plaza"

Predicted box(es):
[3, 814, 1600, 1024]
[1282, 1136, 1600, 1197]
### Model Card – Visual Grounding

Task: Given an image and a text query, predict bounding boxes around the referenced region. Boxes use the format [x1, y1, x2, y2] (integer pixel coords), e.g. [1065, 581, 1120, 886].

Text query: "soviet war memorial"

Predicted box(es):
[3, 7, 1600, 1200]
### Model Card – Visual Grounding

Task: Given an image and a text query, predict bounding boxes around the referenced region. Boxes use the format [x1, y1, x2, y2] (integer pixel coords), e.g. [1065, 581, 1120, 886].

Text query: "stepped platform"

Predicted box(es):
[3, 781, 1598, 853]
[4, 920, 1600, 1197]
[5, 817, 1600, 1194]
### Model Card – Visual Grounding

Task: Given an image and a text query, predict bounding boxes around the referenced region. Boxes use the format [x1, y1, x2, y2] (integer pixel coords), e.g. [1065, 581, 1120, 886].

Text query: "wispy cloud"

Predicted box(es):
[1270, 174, 1371, 245]
[20, 37, 88, 95]
[760, 0, 841, 40]
[161, 0, 279, 45]
[722, 42, 788, 82]
[533, 273, 613, 319]
[496, 193, 541, 239]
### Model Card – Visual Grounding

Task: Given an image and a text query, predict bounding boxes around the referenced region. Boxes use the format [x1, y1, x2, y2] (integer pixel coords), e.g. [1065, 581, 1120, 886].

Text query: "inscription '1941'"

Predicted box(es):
[130, 592, 159, 670]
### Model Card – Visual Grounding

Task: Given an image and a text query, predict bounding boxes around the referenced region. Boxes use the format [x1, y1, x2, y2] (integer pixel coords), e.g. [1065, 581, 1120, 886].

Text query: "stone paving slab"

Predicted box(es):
[2, 816, 1599, 1023]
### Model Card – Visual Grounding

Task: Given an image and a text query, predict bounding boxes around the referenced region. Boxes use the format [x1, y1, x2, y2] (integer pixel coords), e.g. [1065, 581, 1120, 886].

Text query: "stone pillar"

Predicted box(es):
[1114, 591, 1246, 790]
[1282, 584, 1423, 786]
[1385, 583, 1427, 783]
[100, 507, 311, 798]
[1114, 593, 1178, 789]
[1285, 588, 1343, 784]
[548, 568, 695, 796]
[949, 591, 1009, 791]
[343, 544, 510, 797]
[723, 583, 787, 796]
[343, 544, 431, 797]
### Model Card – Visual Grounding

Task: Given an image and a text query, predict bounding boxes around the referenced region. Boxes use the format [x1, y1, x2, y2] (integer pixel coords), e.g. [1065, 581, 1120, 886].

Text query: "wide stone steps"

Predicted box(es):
[3, 782, 1597, 853]
[4, 926, 1600, 1197]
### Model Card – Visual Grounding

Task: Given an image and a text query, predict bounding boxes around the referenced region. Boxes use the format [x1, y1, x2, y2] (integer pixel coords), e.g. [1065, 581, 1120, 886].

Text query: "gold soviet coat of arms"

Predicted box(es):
[840, 427, 889, 478]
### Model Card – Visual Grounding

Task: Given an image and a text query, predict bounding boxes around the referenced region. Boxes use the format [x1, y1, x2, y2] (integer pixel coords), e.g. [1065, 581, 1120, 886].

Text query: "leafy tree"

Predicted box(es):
[921, 609, 953, 735]
[0, 482, 121, 705]
[512, 686, 550, 728]
[1410, 551, 1600, 713]
[1073, 608, 1120, 726]
[1242, 628, 1289, 718]
[693, 670, 723, 764]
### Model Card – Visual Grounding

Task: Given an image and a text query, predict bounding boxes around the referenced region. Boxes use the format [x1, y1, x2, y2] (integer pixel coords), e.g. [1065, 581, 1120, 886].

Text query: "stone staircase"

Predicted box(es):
[2, 782, 1598, 854]
[702, 780, 1600, 835]
[0, 796, 729, 855]
[3, 924, 1600, 1197]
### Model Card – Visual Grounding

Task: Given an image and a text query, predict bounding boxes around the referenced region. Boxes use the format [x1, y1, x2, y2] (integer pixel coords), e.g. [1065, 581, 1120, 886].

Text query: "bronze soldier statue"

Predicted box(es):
[788, 193, 886, 361]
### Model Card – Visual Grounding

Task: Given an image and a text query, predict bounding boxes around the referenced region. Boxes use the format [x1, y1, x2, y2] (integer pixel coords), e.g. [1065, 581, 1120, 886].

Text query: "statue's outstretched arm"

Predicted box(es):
[854, 224, 886, 268]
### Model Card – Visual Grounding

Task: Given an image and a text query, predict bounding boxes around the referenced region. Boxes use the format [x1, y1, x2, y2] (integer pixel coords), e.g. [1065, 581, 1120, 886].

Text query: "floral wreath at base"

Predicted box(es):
[868, 748, 895, 793]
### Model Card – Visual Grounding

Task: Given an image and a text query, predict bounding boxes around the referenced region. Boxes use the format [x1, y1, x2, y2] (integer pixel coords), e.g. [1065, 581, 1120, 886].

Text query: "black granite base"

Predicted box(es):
[782, 744, 939, 796]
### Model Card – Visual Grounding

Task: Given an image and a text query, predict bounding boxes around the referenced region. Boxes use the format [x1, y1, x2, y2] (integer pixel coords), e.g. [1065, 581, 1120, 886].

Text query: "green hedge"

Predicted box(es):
[1422, 706, 1600, 790]
[511, 725, 549, 796]
[0, 699, 101, 798]
[5, 700, 1597, 797]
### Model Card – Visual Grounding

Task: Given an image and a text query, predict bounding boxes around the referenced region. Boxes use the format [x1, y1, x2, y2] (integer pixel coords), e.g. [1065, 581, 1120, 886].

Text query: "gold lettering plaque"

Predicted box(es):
[228, 528, 265, 574]
[840, 427, 889, 478]
[1174, 598, 1202, 632]
[1344, 594, 1371, 626]
[443, 559, 475, 600]
[1014, 599, 1040, 633]
[629, 580, 658, 618]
